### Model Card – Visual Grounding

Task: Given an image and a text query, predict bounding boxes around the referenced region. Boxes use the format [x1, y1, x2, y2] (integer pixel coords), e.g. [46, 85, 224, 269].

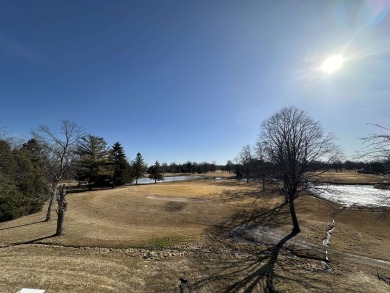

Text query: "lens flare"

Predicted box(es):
[321, 55, 344, 74]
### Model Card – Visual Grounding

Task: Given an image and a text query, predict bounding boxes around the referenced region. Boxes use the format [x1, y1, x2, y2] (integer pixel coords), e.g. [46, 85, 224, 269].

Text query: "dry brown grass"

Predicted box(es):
[316, 170, 384, 184]
[0, 180, 259, 248]
[0, 178, 389, 292]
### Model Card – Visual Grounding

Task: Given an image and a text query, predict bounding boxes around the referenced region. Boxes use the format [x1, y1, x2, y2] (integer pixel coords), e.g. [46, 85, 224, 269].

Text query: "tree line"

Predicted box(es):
[0, 121, 225, 227]
[157, 161, 221, 175]
[233, 151, 390, 184]
[0, 121, 149, 232]
[3, 107, 388, 236]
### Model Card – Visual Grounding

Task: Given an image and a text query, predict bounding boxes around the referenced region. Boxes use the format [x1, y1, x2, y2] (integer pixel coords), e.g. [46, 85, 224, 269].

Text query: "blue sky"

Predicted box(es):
[1, 0, 390, 165]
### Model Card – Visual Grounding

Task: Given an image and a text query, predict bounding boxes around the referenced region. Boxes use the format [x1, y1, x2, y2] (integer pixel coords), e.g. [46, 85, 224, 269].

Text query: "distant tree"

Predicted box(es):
[169, 162, 178, 173]
[33, 121, 84, 222]
[184, 161, 194, 174]
[198, 162, 208, 175]
[333, 160, 343, 172]
[234, 163, 243, 179]
[75, 135, 110, 190]
[132, 153, 146, 185]
[236, 145, 255, 183]
[210, 161, 217, 172]
[251, 146, 268, 191]
[258, 106, 341, 234]
[360, 123, 390, 176]
[225, 160, 234, 173]
[149, 161, 164, 183]
[161, 162, 168, 174]
[343, 160, 355, 171]
[110, 142, 132, 187]
[368, 161, 386, 174]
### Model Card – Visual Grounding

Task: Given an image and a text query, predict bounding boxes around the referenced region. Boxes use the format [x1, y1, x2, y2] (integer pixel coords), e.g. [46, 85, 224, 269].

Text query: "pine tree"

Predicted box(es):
[149, 161, 164, 183]
[0, 139, 49, 221]
[75, 135, 110, 190]
[110, 142, 132, 187]
[132, 153, 146, 185]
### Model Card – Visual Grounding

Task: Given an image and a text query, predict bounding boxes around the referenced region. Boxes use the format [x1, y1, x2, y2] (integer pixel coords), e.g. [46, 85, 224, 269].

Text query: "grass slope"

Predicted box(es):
[0, 174, 389, 292]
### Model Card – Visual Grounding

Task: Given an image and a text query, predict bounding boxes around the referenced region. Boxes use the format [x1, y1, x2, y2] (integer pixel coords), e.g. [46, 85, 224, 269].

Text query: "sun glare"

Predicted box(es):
[321, 55, 344, 74]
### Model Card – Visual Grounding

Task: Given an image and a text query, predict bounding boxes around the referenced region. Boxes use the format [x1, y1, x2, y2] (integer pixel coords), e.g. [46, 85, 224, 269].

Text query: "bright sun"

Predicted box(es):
[321, 55, 344, 74]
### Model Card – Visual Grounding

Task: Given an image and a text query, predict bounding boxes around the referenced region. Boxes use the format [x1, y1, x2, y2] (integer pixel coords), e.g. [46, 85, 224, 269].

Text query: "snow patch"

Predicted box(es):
[311, 185, 390, 207]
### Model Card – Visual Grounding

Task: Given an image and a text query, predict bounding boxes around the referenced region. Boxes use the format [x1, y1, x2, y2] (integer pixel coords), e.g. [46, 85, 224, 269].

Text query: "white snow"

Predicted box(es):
[312, 185, 390, 207]
[323, 227, 334, 247]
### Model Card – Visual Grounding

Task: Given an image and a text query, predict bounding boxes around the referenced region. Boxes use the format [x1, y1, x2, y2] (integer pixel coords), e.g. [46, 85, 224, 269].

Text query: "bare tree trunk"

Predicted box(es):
[289, 195, 300, 234]
[262, 172, 265, 191]
[55, 184, 67, 236]
[45, 182, 57, 221]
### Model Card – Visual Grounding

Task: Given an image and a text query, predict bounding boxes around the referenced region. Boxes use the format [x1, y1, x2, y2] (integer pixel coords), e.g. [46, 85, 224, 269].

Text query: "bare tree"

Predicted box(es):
[258, 106, 341, 234]
[361, 123, 390, 162]
[33, 121, 84, 224]
[359, 123, 390, 189]
[236, 145, 254, 183]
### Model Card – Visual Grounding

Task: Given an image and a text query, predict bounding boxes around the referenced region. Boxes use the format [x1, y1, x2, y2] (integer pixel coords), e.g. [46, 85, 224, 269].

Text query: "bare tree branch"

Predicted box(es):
[32, 120, 84, 224]
[359, 123, 390, 162]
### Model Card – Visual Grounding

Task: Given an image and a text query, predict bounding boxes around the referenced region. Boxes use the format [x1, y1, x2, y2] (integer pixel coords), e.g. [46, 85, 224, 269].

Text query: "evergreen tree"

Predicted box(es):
[149, 161, 164, 183]
[0, 178, 24, 221]
[132, 153, 146, 185]
[15, 146, 49, 213]
[110, 142, 132, 187]
[0, 140, 22, 221]
[22, 139, 44, 165]
[75, 135, 110, 190]
[0, 139, 49, 222]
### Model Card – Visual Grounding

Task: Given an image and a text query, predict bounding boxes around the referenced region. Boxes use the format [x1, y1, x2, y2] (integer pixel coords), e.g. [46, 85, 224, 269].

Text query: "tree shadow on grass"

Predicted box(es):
[0, 219, 45, 231]
[0, 234, 57, 248]
[14, 233, 57, 245]
[189, 194, 330, 292]
[66, 185, 113, 194]
[226, 232, 297, 292]
[218, 201, 291, 231]
[190, 231, 330, 292]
